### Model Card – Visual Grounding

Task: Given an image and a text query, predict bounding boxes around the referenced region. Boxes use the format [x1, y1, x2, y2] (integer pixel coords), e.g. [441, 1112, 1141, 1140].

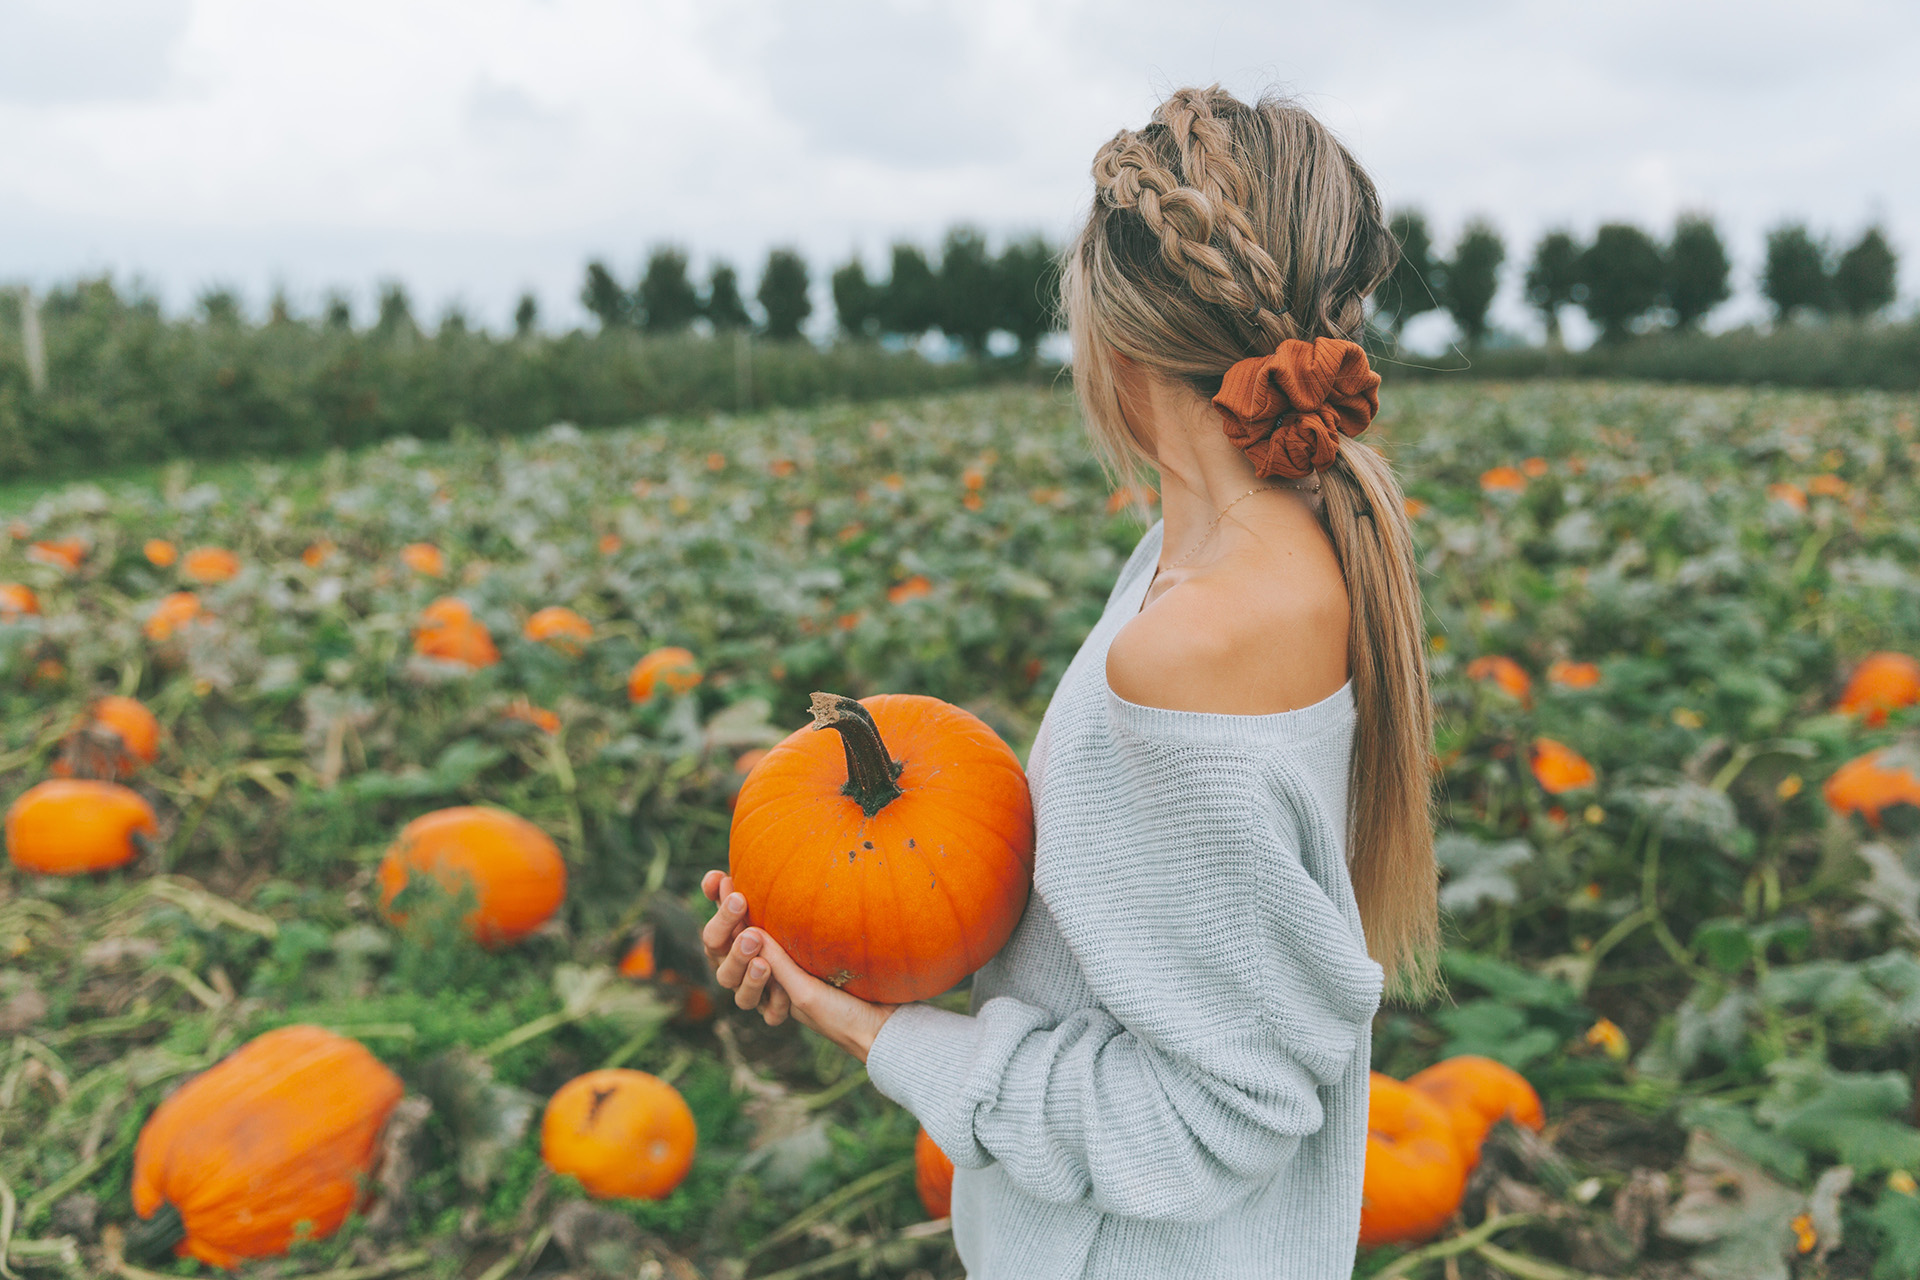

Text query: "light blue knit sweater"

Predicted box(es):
[866, 518, 1384, 1280]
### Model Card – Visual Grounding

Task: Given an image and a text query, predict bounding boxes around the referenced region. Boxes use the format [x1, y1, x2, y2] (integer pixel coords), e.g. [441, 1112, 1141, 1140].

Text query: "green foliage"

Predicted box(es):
[831, 256, 879, 338]
[1665, 213, 1732, 330]
[513, 293, 539, 338]
[1376, 208, 1438, 336]
[992, 233, 1061, 361]
[1763, 223, 1833, 321]
[1439, 219, 1505, 347]
[580, 260, 632, 331]
[638, 247, 702, 335]
[877, 243, 939, 338]
[1524, 229, 1583, 344]
[1579, 222, 1667, 343]
[702, 262, 752, 332]
[756, 248, 812, 341]
[1834, 226, 1899, 320]
[936, 227, 997, 356]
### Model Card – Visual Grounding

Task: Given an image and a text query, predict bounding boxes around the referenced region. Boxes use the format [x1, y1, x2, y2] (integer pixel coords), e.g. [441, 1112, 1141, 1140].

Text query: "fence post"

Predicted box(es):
[17, 286, 47, 393]
[735, 329, 751, 413]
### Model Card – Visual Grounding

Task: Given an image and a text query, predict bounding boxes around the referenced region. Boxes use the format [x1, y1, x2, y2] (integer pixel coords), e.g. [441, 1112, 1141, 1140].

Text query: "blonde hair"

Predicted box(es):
[1063, 86, 1438, 996]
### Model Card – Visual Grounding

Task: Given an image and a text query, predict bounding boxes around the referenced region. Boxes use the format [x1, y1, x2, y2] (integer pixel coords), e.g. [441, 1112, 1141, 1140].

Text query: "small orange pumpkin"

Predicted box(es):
[1479, 466, 1526, 494]
[0, 583, 38, 620]
[887, 575, 933, 604]
[525, 606, 593, 653]
[1359, 1072, 1470, 1248]
[915, 1127, 955, 1219]
[1466, 655, 1533, 706]
[1405, 1055, 1545, 1168]
[131, 1025, 404, 1268]
[377, 806, 566, 946]
[1547, 659, 1602, 690]
[1835, 652, 1920, 727]
[144, 592, 203, 642]
[1530, 737, 1597, 794]
[301, 539, 336, 568]
[628, 646, 703, 702]
[502, 697, 560, 734]
[617, 929, 657, 979]
[54, 695, 163, 779]
[1768, 482, 1808, 512]
[728, 692, 1034, 1004]
[1823, 747, 1920, 832]
[401, 542, 446, 576]
[182, 546, 241, 584]
[541, 1068, 697, 1200]
[143, 539, 178, 568]
[26, 538, 86, 572]
[412, 599, 499, 669]
[5, 779, 157, 874]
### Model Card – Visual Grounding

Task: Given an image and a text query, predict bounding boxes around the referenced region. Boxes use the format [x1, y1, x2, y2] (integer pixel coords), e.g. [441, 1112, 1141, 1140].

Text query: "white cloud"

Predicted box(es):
[0, 0, 1911, 336]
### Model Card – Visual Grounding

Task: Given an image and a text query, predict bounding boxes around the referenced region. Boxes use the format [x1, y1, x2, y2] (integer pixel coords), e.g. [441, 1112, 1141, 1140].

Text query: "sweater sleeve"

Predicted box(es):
[865, 754, 1384, 1224]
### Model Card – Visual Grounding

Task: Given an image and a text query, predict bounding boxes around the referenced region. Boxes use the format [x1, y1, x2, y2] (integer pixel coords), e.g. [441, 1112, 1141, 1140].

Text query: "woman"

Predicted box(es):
[700, 85, 1437, 1280]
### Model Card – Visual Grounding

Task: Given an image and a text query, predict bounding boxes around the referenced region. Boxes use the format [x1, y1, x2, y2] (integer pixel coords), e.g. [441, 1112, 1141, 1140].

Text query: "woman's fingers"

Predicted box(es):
[701, 869, 724, 903]
[701, 881, 747, 967]
[733, 952, 773, 1010]
[713, 921, 763, 992]
[761, 982, 792, 1026]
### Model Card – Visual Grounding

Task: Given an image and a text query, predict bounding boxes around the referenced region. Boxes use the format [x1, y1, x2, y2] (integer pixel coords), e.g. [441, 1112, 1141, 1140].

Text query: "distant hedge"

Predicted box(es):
[0, 280, 1045, 480]
[1380, 317, 1920, 392]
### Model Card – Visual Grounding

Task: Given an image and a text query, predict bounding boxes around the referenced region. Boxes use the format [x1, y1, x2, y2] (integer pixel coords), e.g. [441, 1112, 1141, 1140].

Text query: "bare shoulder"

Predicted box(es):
[1106, 534, 1350, 716]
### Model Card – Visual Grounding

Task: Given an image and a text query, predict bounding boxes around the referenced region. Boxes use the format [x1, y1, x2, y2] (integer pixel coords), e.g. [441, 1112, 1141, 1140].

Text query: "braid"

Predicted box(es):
[1089, 88, 1295, 350]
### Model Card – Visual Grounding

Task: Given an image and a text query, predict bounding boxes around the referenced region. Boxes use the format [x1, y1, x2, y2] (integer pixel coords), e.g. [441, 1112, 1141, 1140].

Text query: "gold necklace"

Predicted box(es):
[1160, 477, 1315, 572]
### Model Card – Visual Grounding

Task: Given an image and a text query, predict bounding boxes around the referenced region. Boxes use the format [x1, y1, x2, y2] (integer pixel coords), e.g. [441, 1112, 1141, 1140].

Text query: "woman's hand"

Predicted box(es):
[700, 869, 898, 1064]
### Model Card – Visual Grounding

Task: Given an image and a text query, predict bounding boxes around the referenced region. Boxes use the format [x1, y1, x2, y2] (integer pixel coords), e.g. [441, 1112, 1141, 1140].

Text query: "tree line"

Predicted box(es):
[574, 230, 1062, 360]
[1377, 213, 1901, 348]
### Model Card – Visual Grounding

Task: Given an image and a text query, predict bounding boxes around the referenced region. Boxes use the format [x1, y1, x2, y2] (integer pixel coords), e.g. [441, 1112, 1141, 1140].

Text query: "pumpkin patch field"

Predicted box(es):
[3, 380, 1920, 1279]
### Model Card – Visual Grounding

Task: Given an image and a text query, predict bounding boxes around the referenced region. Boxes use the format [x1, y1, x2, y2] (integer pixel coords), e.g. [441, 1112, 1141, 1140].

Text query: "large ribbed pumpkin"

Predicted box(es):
[728, 691, 1034, 1004]
[377, 806, 567, 946]
[131, 1025, 404, 1268]
[1359, 1072, 1470, 1248]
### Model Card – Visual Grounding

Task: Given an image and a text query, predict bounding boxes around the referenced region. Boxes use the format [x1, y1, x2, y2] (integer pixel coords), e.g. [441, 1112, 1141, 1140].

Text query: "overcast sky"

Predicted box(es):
[2, 0, 1913, 347]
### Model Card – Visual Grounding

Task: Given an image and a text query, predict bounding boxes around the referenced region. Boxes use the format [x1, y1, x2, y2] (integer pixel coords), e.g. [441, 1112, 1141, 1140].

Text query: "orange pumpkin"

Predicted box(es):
[1823, 748, 1920, 832]
[377, 806, 566, 946]
[1405, 1055, 1545, 1167]
[5, 779, 157, 874]
[131, 1025, 404, 1268]
[301, 539, 336, 568]
[541, 1069, 697, 1200]
[1768, 482, 1809, 512]
[618, 929, 657, 979]
[401, 542, 446, 576]
[55, 695, 162, 779]
[728, 691, 1034, 1004]
[0, 583, 38, 620]
[888, 575, 933, 604]
[412, 599, 499, 669]
[26, 538, 86, 572]
[1835, 652, 1920, 727]
[144, 591, 203, 642]
[916, 1127, 955, 1219]
[502, 697, 561, 734]
[143, 539, 178, 568]
[524, 606, 593, 653]
[1479, 466, 1526, 494]
[1547, 659, 1601, 690]
[628, 646, 703, 702]
[1466, 655, 1533, 706]
[1530, 737, 1597, 794]
[1359, 1072, 1470, 1248]
[182, 546, 240, 584]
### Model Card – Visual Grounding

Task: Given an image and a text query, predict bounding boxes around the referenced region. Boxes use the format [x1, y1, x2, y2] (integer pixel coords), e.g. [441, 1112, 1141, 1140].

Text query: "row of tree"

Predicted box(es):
[1379, 213, 1900, 347]
[576, 230, 1062, 359]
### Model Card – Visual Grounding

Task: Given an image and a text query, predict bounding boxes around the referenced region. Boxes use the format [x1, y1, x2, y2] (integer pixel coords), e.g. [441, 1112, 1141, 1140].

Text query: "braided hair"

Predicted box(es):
[1064, 87, 1437, 997]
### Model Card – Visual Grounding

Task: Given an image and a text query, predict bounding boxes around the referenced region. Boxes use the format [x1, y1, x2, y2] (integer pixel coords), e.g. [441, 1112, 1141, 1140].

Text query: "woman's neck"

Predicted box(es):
[1125, 373, 1317, 573]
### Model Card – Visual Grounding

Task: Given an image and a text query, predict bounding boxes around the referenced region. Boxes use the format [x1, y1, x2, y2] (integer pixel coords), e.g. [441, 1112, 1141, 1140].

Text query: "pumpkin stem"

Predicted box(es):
[126, 1202, 186, 1262]
[808, 692, 904, 818]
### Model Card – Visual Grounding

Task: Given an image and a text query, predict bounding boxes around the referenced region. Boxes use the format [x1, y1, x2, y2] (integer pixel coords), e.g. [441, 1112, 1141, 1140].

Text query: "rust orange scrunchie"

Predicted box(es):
[1211, 337, 1380, 479]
